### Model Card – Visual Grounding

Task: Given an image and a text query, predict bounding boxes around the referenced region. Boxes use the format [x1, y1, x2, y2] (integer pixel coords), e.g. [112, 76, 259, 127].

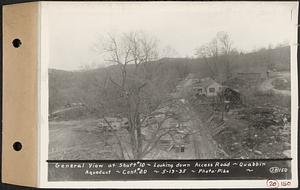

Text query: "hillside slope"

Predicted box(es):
[49, 46, 290, 114]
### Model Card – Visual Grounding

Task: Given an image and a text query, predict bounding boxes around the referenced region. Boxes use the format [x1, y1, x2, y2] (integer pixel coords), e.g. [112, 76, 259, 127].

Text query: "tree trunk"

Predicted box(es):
[129, 118, 138, 159]
[136, 114, 143, 159]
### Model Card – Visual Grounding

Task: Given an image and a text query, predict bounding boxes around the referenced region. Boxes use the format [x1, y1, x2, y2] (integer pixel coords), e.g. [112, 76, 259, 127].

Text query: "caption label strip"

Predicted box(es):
[48, 159, 291, 181]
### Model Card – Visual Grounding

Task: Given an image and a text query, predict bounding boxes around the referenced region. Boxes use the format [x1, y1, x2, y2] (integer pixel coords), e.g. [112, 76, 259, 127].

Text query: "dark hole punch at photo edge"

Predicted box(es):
[13, 141, 22, 151]
[12, 38, 22, 48]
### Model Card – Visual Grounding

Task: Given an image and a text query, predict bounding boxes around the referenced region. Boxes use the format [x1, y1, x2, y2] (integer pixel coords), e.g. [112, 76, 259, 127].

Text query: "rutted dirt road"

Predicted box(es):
[174, 76, 220, 159]
[191, 117, 219, 159]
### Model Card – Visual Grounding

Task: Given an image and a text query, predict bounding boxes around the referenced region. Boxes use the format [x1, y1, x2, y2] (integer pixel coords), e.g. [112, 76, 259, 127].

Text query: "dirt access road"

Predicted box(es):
[259, 72, 290, 96]
[174, 76, 220, 159]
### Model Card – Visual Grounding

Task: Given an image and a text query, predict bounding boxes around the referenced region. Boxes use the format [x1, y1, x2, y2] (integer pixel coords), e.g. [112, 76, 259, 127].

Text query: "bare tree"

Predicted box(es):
[195, 40, 219, 80]
[217, 31, 233, 55]
[217, 31, 235, 80]
[195, 31, 235, 81]
[96, 31, 181, 159]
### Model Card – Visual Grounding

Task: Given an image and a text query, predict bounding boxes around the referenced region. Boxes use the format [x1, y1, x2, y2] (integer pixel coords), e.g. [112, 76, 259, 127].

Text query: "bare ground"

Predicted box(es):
[259, 72, 291, 96]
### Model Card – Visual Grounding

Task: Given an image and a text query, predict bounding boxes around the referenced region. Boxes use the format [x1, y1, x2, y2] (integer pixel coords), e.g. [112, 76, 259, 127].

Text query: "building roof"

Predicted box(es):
[197, 78, 221, 88]
[222, 85, 240, 93]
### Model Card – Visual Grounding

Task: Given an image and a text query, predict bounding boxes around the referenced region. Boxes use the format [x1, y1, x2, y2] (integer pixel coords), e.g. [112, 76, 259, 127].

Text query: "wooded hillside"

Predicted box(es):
[49, 46, 290, 115]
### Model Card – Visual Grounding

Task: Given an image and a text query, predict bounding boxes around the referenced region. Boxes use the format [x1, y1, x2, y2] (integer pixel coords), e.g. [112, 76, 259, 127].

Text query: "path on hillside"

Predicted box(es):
[51, 105, 84, 115]
[259, 72, 291, 96]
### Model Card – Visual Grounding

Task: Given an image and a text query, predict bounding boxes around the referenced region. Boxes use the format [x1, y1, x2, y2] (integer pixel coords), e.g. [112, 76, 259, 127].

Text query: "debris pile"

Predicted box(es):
[213, 106, 290, 159]
[236, 106, 289, 128]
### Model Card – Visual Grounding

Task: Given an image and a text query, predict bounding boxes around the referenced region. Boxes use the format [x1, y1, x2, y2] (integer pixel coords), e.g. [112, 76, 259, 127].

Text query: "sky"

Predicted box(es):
[43, 2, 298, 71]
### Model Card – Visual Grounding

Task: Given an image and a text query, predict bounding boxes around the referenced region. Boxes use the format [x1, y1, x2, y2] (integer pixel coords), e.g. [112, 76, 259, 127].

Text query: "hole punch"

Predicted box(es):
[12, 38, 22, 48]
[13, 141, 22, 151]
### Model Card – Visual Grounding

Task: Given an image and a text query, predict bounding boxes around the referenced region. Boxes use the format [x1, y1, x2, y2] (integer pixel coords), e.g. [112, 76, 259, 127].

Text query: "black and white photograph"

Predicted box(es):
[44, 1, 298, 185]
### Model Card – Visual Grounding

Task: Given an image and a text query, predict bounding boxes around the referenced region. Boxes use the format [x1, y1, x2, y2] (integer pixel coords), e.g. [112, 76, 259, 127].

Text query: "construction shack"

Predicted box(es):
[223, 87, 242, 105]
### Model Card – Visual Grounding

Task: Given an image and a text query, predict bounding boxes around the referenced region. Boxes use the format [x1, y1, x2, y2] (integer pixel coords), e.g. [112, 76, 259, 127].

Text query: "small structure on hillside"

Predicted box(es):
[158, 132, 187, 153]
[97, 117, 129, 131]
[193, 77, 222, 97]
[223, 87, 242, 105]
[141, 118, 191, 154]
